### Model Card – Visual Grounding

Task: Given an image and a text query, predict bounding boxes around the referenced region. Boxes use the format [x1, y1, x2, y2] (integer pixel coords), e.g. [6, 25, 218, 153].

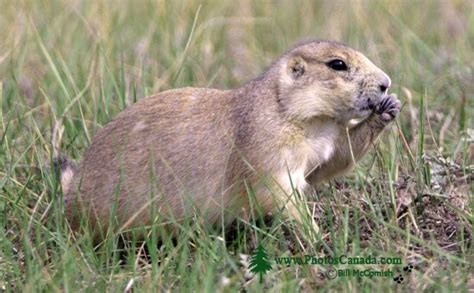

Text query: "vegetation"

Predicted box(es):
[0, 0, 472, 291]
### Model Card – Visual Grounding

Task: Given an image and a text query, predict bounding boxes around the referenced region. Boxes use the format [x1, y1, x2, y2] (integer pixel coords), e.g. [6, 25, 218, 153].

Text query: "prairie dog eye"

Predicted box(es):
[326, 59, 348, 71]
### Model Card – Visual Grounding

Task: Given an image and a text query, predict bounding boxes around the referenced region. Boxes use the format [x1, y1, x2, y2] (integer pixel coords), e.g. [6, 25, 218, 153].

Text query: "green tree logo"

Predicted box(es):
[249, 244, 272, 284]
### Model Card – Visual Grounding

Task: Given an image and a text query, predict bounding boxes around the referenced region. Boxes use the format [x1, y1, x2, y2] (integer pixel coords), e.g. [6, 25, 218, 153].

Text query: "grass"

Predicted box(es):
[0, 0, 473, 291]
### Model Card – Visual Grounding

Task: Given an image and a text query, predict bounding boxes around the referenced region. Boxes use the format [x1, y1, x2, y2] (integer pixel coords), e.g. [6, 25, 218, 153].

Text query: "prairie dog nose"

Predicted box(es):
[379, 74, 391, 93]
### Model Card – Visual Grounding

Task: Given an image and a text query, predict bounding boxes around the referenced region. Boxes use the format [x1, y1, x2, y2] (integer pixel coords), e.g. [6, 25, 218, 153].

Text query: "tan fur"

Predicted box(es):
[63, 40, 400, 237]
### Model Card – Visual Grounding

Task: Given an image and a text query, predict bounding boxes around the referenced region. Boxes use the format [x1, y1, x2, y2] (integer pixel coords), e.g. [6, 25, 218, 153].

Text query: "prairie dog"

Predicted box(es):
[60, 40, 400, 236]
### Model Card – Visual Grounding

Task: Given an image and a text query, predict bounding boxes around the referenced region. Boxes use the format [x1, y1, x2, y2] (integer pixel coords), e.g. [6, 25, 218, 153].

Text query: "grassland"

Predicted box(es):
[0, 0, 473, 291]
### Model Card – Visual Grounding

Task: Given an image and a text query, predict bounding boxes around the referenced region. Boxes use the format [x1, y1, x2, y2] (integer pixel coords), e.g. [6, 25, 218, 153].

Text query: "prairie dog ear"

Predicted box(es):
[287, 56, 306, 79]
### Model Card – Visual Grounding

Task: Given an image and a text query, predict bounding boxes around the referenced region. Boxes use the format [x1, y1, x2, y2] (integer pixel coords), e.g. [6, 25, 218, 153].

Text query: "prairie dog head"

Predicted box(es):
[277, 41, 391, 122]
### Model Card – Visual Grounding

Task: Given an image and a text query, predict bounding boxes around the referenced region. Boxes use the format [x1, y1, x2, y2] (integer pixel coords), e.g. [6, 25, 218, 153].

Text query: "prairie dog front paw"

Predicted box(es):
[376, 93, 401, 122]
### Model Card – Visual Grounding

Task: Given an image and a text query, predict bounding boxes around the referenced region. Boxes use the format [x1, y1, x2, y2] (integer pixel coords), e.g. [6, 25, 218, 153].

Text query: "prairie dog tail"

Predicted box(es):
[53, 155, 77, 194]
[52, 119, 76, 194]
